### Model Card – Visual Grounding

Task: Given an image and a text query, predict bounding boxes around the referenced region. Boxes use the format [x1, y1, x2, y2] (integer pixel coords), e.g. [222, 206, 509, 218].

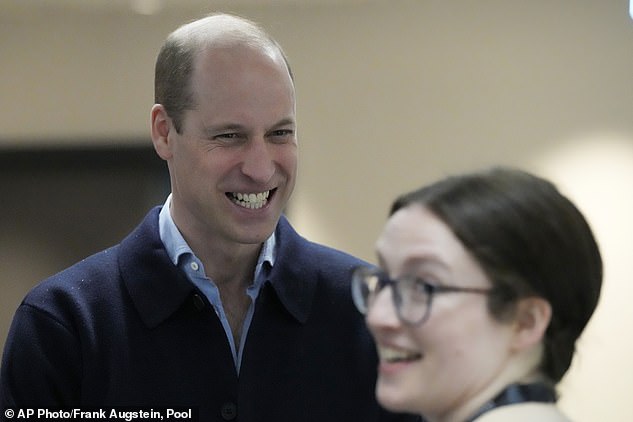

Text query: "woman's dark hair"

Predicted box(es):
[390, 167, 602, 383]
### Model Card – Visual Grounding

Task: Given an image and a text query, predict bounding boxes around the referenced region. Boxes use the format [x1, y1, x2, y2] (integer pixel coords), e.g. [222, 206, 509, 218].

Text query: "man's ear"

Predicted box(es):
[150, 104, 173, 160]
[510, 297, 552, 352]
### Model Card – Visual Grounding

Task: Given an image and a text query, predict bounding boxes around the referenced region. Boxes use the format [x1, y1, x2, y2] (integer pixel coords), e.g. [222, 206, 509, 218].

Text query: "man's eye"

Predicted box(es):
[268, 129, 295, 143]
[213, 133, 247, 145]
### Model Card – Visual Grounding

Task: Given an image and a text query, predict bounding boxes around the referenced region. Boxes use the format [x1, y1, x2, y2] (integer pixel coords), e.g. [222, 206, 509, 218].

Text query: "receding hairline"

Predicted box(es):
[167, 13, 287, 65]
[154, 12, 294, 131]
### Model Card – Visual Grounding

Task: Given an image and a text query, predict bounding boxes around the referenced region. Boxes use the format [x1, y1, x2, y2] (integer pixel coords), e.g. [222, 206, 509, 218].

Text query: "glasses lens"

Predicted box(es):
[395, 277, 431, 325]
[352, 267, 432, 325]
[351, 267, 381, 314]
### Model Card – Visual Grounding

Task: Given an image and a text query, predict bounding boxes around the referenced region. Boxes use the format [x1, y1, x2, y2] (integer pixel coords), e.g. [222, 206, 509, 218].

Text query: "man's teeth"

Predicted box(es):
[378, 347, 422, 363]
[229, 190, 270, 209]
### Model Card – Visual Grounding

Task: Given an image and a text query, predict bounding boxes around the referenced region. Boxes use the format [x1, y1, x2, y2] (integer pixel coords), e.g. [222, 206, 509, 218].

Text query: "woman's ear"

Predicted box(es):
[510, 297, 552, 352]
[150, 104, 173, 160]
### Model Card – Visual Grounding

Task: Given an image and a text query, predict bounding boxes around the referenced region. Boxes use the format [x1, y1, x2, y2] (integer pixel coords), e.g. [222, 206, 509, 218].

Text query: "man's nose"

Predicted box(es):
[241, 136, 275, 183]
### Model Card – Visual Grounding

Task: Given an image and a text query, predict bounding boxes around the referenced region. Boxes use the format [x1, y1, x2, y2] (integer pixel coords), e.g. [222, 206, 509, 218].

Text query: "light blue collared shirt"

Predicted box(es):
[158, 195, 276, 373]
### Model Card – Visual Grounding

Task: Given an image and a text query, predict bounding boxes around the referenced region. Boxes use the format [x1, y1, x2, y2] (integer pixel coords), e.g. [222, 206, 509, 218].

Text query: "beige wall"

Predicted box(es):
[2, 1, 633, 420]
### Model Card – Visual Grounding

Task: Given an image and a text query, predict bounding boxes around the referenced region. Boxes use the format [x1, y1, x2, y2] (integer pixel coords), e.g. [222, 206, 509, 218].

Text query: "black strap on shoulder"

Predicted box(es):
[464, 382, 557, 422]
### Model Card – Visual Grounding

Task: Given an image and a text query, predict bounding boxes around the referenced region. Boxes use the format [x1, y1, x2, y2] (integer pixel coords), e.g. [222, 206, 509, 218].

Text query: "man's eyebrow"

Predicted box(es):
[204, 123, 245, 133]
[200, 118, 297, 138]
[272, 118, 296, 128]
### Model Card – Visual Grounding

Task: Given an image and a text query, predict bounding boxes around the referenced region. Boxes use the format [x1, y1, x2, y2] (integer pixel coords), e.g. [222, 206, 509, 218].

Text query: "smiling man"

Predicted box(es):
[0, 13, 419, 422]
[149, 24, 299, 353]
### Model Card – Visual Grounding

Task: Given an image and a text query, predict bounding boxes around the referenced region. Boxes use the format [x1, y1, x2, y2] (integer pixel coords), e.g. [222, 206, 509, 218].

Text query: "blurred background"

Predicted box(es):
[1, 0, 632, 420]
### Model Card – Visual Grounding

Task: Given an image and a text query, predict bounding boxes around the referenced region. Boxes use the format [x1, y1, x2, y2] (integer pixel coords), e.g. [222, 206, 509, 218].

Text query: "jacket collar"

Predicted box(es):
[119, 208, 316, 328]
[119, 207, 196, 329]
[266, 215, 318, 324]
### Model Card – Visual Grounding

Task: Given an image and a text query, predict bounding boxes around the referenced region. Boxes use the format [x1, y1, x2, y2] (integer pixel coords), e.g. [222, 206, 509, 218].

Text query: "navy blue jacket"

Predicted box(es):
[1, 208, 419, 422]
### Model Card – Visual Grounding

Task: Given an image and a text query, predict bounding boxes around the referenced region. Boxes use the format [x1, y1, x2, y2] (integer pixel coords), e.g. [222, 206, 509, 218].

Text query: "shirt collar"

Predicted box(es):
[158, 194, 276, 272]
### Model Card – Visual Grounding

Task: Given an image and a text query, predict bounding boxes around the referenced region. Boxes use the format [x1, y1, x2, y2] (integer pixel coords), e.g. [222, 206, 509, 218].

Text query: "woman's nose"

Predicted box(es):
[366, 286, 401, 329]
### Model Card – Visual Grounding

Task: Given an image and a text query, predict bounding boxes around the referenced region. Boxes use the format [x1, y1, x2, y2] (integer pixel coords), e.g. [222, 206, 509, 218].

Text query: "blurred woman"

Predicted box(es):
[352, 167, 602, 422]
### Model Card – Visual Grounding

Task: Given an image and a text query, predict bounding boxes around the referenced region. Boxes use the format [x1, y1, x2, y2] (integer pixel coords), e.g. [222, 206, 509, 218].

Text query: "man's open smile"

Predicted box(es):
[227, 188, 276, 209]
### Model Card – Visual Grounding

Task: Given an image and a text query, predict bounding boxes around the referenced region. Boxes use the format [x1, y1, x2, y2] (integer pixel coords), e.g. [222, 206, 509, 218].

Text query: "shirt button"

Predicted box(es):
[190, 262, 199, 271]
[220, 402, 237, 420]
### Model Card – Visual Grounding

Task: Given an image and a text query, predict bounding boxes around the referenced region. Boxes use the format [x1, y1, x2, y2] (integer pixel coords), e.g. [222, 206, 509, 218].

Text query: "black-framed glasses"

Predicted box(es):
[351, 266, 493, 326]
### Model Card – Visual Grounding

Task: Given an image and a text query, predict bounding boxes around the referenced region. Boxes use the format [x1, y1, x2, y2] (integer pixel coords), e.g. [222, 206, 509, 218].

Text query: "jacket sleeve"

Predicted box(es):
[1, 304, 82, 411]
